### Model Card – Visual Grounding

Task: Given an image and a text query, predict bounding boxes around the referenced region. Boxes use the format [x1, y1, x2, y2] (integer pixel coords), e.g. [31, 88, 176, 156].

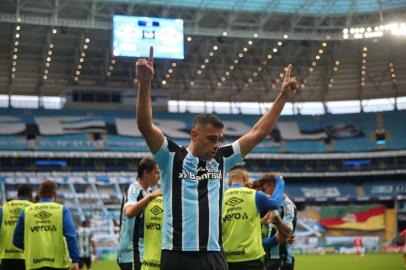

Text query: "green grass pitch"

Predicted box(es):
[92, 253, 404, 270]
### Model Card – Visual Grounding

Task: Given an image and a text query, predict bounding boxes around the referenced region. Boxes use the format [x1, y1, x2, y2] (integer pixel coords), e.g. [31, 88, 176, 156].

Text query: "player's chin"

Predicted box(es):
[204, 152, 216, 160]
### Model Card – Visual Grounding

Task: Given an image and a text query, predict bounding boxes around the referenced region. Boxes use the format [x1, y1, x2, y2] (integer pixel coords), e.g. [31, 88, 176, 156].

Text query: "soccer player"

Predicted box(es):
[77, 219, 97, 270]
[353, 236, 364, 257]
[136, 47, 299, 270]
[259, 173, 297, 270]
[13, 180, 80, 270]
[222, 166, 284, 270]
[117, 157, 161, 270]
[401, 228, 406, 267]
[141, 194, 163, 270]
[0, 184, 33, 270]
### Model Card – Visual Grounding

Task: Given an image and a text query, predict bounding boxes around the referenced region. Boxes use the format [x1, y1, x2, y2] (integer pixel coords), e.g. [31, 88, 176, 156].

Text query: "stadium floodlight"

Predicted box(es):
[343, 22, 406, 39]
[389, 63, 397, 84]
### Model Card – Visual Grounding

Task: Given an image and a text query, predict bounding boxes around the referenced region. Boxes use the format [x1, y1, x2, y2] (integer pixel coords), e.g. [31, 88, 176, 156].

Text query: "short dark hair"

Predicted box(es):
[137, 157, 157, 178]
[257, 172, 278, 187]
[192, 113, 224, 129]
[39, 180, 57, 199]
[17, 184, 33, 198]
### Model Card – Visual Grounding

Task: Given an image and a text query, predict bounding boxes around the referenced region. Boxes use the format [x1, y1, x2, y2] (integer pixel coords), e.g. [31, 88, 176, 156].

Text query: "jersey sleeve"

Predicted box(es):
[282, 200, 295, 230]
[153, 137, 181, 184]
[221, 141, 243, 173]
[153, 137, 170, 170]
[127, 183, 142, 203]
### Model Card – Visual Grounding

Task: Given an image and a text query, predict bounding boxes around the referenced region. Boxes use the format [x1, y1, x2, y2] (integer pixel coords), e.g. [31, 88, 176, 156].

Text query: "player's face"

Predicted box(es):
[146, 166, 160, 186]
[193, 124, 224, 160]
[262, 182, 276, 195]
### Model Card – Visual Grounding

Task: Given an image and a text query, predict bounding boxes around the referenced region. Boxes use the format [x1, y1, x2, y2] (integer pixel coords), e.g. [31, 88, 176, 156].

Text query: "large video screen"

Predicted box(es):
[112, 15, 184, 59]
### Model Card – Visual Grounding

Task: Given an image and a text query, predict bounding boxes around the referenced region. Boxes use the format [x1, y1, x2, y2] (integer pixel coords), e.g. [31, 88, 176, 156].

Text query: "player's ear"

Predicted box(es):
[191, 128, 199, 141]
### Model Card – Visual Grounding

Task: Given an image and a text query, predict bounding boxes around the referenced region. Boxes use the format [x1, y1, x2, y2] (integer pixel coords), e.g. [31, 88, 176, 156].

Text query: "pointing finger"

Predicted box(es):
[284, 64, 292, 81]
[148, 46, 154, 65]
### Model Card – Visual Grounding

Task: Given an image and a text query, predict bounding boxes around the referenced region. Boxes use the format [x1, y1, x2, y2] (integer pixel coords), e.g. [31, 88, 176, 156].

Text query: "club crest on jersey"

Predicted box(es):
[178, 169, 222, 181]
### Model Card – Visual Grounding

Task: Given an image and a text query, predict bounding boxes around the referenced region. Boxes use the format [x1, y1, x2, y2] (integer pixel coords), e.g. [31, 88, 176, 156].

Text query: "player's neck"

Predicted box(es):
[187, 143, 200, 158]
[138, 179, 149, 191]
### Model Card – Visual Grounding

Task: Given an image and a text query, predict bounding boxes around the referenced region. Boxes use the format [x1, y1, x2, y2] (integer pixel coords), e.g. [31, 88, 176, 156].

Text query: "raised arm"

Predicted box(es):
[238, 64, 299, 157]
[136, 46, 165, 153]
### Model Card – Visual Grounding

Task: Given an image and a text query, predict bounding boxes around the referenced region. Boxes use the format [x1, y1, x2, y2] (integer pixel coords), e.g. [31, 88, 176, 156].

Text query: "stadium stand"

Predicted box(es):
[1, 109, 406, 153]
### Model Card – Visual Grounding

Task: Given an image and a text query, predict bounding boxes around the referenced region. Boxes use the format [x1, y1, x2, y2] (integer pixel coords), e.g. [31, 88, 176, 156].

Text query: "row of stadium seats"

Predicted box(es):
[0, 109, 405, 152]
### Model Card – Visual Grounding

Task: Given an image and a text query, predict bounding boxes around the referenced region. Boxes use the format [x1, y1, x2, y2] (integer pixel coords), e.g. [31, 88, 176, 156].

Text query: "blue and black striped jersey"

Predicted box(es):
[154, 137, 243, 251]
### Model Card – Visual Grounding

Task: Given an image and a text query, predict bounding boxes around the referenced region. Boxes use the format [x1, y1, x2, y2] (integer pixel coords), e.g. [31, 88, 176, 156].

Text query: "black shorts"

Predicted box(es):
[265, 257, 294, 270]
[79, 257, 91, 269]
[280, 257, 294, 270]
[265, 258, 282, 270]
[160, 250, 228, 270]
[228, 259, 264, 270]
[0, 259, 25, 270]
[118, 261, 141, 270]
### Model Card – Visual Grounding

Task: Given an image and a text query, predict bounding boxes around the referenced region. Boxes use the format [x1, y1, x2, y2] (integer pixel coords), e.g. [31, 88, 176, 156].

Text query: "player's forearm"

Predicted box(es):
[269, 177, 284, 208]
[271, 212, 292, 237]
[125, 193, 153, 218]
[92, 241, 97, 256]
[136, 81, 154, 133]
[250, 92, 287, 142]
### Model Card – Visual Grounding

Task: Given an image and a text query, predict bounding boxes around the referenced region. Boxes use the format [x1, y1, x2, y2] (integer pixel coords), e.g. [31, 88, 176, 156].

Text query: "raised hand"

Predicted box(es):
[151, 188, 162, 199]
[136, 46, 154, 83]
[281, 64, 299, 100]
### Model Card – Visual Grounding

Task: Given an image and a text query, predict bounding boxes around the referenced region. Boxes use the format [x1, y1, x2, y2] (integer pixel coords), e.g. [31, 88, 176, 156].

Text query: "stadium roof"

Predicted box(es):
[0, 0, 405, 105]
[113, 0, 406, 15]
